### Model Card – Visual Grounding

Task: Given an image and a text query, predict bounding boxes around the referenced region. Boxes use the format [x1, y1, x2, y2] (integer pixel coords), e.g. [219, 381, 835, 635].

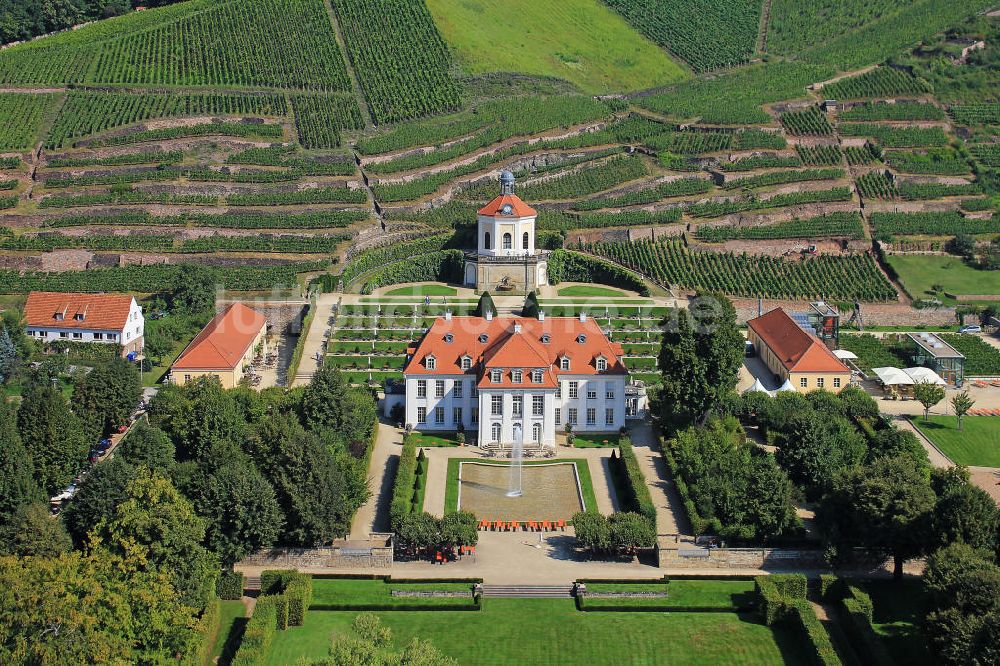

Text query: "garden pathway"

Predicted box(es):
[290, 293, 339, 387]
[348, 419, 403, 539]
[628, 421, 691, 537]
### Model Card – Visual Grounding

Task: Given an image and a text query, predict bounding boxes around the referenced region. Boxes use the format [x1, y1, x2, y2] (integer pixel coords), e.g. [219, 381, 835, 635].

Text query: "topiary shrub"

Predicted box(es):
[285, 575, 313, 627]
[217, 569, 244, 600]
[231, 595, 278, 666]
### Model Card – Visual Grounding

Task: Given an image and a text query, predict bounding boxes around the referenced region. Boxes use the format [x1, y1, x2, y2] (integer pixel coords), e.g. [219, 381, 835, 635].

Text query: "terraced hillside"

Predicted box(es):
[0, 0, 994, 309]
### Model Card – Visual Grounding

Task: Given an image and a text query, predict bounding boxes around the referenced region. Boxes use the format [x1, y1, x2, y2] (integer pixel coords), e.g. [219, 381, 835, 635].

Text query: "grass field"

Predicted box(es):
[583, 579, 756, 609]
[266, 599, 805, 666]
[408, 431, 462, 447]
[912, 415, 1000, 467]
[557, 285, 625, 297]
[207, 600, 246, 666]
[864, 580, 933, 666]
[311, 579, 473, 608]
[572, 433, 622, 448]
[426, 0, 688, 93]
[886, 254, 1000, 302]
[384, 285, 458, 296]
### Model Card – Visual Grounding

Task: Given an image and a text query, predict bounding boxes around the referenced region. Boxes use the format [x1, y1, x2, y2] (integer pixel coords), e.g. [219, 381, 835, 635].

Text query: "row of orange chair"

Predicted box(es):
[968, 408, 1000, 416]
[478, 519, 566, 532]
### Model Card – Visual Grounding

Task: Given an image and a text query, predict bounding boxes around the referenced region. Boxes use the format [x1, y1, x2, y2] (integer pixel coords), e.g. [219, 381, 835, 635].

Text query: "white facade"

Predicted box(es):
[477, 211, 537, 258]
[25, 299, 144, 353]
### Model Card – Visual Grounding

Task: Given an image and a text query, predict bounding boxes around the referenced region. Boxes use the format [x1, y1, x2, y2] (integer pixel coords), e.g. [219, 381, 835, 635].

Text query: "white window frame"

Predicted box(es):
[417, 407, 427, 424]
[568, 408, 578, 425]
[426, 355, 436, 370]
[491, 423, 501, 442]
[454, 381, 463, 398]
[596, 357, 607, 371]
[434, 407, 445, 424]
[605, 408, 614, 425]
[491, 395, 503, 416]
[435, 380, 445, 398]
[512, 369, 522, 383]
[417, 380, 427, 398]
[532, 395, 544, 416]
[512, 395, 523, 417]
[560, 358, 570, 371]
[586, 408, 596, 425]
[568, 381, 579, 399]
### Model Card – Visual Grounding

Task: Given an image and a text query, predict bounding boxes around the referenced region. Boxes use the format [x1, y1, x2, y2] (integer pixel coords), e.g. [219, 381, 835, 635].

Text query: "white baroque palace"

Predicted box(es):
[403, 314, 629, 446]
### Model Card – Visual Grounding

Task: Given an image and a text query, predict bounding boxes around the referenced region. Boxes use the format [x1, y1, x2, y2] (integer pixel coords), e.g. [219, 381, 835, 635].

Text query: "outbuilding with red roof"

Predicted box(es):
[23, 291, 144, 356]
[169, 303, 268, 388]
[747, 308, 851, 393]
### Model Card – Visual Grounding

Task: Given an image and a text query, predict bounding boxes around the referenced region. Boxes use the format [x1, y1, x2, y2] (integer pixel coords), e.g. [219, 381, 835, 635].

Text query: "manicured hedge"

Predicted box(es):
[548, 250, 650, 297]
[612, 438, 657, 529]
[755, 574, 807, 625]
[193, 598, 222, 666]
[230, 595, 278, 666]
[217, 570, 244, 600]
[756, 575, 841, 666]
[390, 434, 419, 530]
[788, 600, 841, 666]
[662, 447, 721, 535]
[838, 584, 894, 666]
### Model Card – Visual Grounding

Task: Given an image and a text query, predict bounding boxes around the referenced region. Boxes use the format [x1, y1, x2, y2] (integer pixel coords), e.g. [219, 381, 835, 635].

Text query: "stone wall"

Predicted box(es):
[659, 547, 827, 570]
[732, 299, 958, 327]
[240, 544, 393, 570]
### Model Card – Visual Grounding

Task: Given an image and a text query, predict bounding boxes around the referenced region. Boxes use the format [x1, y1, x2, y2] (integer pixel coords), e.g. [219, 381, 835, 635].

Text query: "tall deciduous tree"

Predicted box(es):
[74, 357, 141, 439]
[169, 264, 216, 315]
[0, 327, 17, 384]
[94, 470, 218, 610]
[300, 365, 376, 446]
[913, 380, 946, 420]
[61, 456, 138, 547]
[821, 456, 936, 579]
[658, 293, 743, 430]
[931, 467, 999, 553]
[117, 421, 176, 473]
[149, 376, 248, 460]
[17, 375, 90, 493]
[200, 459, 282, 566]
[0, 401, 39, 519]
[951, 391, 974, 431]
[775, 411, 867, 494]
[0, 502, 71, 557]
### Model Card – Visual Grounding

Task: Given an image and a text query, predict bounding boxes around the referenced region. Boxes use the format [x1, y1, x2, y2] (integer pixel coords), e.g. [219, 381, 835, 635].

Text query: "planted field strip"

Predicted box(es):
[573, 177, 711, 210]
[0, 261, 324, 294]
[795, 144, 842, 166]
[46, 150, 184, 168]
[721, 168, 843, 190]
[41, 210, 368, 229]
[948, 104, 1000, 127]
[845, 143, 881, 165]
[970, 144, 1000, 168]
[584, 239, 897, 300]
[544, 209, 683, 231]
[721, 155, 802, 171]
[838, 124, 949, 148]
[855, 171, 897, 199]
[840, 102, 945, 122]
[91, 0, 352, 90]
[686, 187, 852, 218]
[898, 181, 979, 201]
[290, 94, 365, 149]
[821, 67, 932, 99]
[461, 156, 648, 202]
[871, 212, 1000, 238]
[603, 0, 761, 72]
[0, 93, 60, 150]
[696, 212, 865, 241]
[45, 91, 288, 149]
[644, 131, 733, 155]
[363, 95, 613, 170]
[341, 234, 453, 287]
[90, 122, 285, 148]
[335, 0, 461, 123]
[780, 107, 832, 136]
[884, 149, 970, 175]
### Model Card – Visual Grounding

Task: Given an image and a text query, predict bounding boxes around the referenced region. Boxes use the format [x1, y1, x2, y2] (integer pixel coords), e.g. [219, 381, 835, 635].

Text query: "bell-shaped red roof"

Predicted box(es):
[477, 194, 536, 218]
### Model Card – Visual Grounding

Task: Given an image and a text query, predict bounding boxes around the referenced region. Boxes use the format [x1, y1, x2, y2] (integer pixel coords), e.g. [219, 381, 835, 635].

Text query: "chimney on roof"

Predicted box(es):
[578, 312, 586, 323]
[538, 310, 545, 322]
[485, 310, 493, 322]
[513, 322, 522, 333]
[444, 310, 452, 321]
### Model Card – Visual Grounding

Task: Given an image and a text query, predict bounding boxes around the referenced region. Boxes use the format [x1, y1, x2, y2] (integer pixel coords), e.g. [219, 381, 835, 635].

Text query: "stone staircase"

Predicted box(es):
[481, 585, 575, 598]
[244, 576, 261, 592]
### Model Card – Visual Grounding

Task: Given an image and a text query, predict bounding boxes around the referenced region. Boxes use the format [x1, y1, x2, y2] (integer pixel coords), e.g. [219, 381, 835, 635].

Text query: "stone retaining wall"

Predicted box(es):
[240, 544, 393, 570]
[659, 547, 827, 570]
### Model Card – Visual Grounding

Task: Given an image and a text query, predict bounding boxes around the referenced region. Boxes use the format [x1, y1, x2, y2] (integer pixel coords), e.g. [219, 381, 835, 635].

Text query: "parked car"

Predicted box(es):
[89, 449, 100, 463]
[959, 325, 982, 334]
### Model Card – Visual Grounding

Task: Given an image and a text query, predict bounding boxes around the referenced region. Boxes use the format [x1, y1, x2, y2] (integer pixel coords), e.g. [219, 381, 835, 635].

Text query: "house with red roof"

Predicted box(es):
[462, 171, 548, 295]
[747, 308, 851, 393]
[169, 303, 268, 388]
[403, 313, 629, 446]
[23, 291, 144, 356]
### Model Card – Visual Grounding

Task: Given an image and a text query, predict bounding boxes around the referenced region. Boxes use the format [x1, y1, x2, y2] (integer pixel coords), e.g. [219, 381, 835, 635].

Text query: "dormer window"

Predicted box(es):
[425, 355, 436, 370]
[540, 334, 550, 344]
[560, 358, 570, 371]
[54, 312, 64, 321]
[577, 334, 587, 344]
[532, 369, 543, 383]
[461, 355, 472, 370]
[444, 333, 454, 343]
[74, 313, 85, 321]
[479, 334, 489, 343]
[512, 369, 522, 383]
[490, 369, 501, 383]
[501, 203, 514, 215]
[596, 357, 607, 371]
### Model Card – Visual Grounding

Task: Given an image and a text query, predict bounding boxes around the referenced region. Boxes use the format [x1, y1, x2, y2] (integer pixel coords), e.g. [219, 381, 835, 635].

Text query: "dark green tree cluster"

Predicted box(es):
[571, 511, 656, 554]
[667, 416, 798, 542]
[396, 511, 478, 551]
[0, 0, 184, 45]
[474, 290, 495, 317]
[658, 292, 744, 431]
[311, 612, 458, 666]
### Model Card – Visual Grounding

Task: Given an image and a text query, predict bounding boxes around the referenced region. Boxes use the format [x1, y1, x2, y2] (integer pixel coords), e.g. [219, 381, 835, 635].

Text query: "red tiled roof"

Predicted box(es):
[172, 303, 267, 371]
[477, 194, 537, 218]
[405, 316, 627, 386]
[748, 308, 849, 374]
[24, 291, 136, 331]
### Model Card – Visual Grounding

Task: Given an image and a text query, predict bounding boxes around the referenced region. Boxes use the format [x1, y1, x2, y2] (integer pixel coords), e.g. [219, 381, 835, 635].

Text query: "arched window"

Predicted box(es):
[502, 233, 512, 250]
[522, 232, 530, 250]
[532, 422, 542, 443]
[491, 423, 501, 442]
[484, 231, 491, 250]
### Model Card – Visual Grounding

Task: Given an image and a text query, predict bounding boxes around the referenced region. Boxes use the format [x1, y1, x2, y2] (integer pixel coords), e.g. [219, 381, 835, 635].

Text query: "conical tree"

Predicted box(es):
[475, 291, 496, 318]
[522, 291, 540, 318]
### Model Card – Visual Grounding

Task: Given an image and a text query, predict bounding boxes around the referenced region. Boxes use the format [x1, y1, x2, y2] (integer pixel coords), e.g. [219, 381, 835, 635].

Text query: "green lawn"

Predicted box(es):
[912, 415, 1000, 467]
[207, 600, 246, 666]
[864, 580, 933, 666]
[583, 579, 756, 610]
[886, 254, 1000, 302]
[409, 431, 462, 447]
[426, 0, 688, 94]
[266, 599, 805, 666]
[557, 285, 625, 297]
[310, 579, 473, 609]
[444, 458, 598, 515]
[384, 285, 458, 296]
[572, 433, 622, 448]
